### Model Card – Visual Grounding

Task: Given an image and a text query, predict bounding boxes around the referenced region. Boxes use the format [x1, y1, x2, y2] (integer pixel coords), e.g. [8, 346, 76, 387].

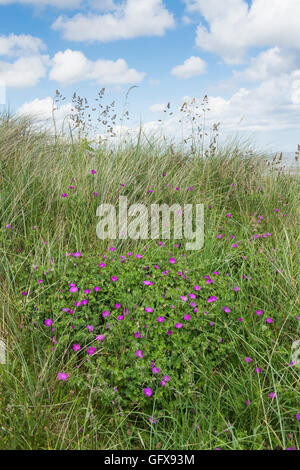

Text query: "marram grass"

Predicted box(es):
[0, 111, 299, 450]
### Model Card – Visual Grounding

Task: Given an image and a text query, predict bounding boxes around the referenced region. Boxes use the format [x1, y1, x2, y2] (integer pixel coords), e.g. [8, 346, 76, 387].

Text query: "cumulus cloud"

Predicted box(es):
[16, 96, 73, 131]
[49, 49, 145, 85]
[184, 0, 300, 64]
[233, 47, 297, 82]
[171, 56, 207, 79]
[52, 0, 175, 42]
[0, 34, 46, 57]
[0, 0, 81, 7]
[0, 55, 49, 88]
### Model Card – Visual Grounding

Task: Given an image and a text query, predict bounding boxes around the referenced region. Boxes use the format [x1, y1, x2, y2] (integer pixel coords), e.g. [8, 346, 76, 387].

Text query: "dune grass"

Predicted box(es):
[0, 108, 299, 450]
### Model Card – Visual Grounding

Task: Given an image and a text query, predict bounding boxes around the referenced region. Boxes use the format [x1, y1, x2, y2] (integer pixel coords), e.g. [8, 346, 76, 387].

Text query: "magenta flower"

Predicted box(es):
[169, 257, 176, 264]
[94, 286, 100, 292]
[149, 416, 158, 423]
[175, 323, 183, 329]
[233, 286, 240, 292]
[91, 170, 96, 174]
[69, 286, 78, 293]
[111, 276, 118, 282]
[266, 318, 273, 324]
[224, 307, 231, 313]
[61, 193, 68, 198]
[194, 285, 201, 291]
[161, 375, 170, 386]
[73, 344, 81, 351]
[136, 350, 144, 358]
[226, 213, 232, 218]
[184, 314, 190, 321]
[144, 388, 153, 397]
[157, 316, 165, 323]
[208, 296, 218, 303]
[99, 263, 106, 268]
[45, 319, 53, 327]
[256, 310, 263, 315]
[57, 372, 69, 381]
[245, 357, 252, 363]
[268, 392, 276, 399]
[87, 347, 96, 356]
[102, 310, 110, 318]
[145, 307, 153, 313]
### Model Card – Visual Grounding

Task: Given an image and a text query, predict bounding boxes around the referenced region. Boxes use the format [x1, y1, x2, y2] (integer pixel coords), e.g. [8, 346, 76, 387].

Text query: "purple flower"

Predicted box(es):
[145, 307, 153, 313]
[144, 388, 153, 397]
[96, 335, 105, 341]
[57, 372, 69, 381]
[45, 319, 53, 327]
[208, 296, 218, 303]
[69, 286, 78, 293]
[87, 347, 96, 356]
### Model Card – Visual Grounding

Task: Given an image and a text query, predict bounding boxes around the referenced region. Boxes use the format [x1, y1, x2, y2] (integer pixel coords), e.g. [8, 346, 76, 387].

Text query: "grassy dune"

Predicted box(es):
[0, 111, 299, 450]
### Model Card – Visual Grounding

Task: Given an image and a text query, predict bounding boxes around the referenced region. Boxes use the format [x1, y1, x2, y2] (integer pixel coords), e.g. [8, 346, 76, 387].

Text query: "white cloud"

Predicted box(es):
[87, 0, 116, 10]
[0, 55, 49, 88]
[184, 0, 300, 64]
[233, 47, 296, 82]
[52, 0, 175, 42]
[0, 0, 81, 7]
[149, 103, 165, 113]
[16, 96, 73, 131]
[49, 49, 145, 85]
[171, 56, 207, 79]
[0, 34, 46, 57]
[49, 49, 89, 84]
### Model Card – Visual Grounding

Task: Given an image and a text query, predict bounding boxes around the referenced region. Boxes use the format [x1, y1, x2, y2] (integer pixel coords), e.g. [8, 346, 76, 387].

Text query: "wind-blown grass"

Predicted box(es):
[0, 109, 299, 450]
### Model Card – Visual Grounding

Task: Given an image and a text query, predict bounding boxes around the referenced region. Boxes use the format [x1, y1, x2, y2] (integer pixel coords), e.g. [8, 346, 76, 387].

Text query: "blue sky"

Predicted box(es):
[0, 0, 300, 152]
